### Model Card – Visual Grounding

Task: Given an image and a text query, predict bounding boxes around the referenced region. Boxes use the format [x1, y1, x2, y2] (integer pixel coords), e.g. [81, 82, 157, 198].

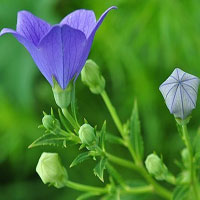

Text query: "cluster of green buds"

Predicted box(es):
[36, 152, 68, 188]
[81, 60, 105, 94]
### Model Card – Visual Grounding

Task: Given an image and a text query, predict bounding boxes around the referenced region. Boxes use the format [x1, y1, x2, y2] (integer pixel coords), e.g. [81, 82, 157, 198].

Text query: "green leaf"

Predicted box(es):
[172, 185, 189, 200]
[99, 121, 106, 150]
[77, 192, 100, 200]
[93, 157, 106, 182]
[28, 133, 70, 148]
[130, 100, 144, 159]
[70, 152, 91, 168]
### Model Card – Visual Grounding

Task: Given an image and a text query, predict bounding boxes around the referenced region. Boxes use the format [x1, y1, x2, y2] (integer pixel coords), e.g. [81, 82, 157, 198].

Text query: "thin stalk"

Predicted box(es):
[105, 152, 138, 170]
[101, 90, 138, 162]
[122, 185, 153, 194]
[65, 180, 108, 193]
[181, 124, 199, 200]
[101, 90, 124, 136]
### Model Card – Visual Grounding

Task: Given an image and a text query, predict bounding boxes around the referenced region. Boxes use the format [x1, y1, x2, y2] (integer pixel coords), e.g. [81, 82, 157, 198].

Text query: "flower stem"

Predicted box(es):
[105, 152, 138, 170]
[62, 108, 80, 131]
[101, 90, 138, 162]
[181, 124, 199, 200]
[101, 90, 124, 136]
[123, 185, 153, 194]
[65, 180, 108, 193]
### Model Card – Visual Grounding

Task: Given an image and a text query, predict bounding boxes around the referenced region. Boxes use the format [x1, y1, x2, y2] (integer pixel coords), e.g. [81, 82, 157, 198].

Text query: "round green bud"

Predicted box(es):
[78, 124, 96, 146]
[145, 154, 168, 180]
[42, 115, 61, 131]
[36, 152, 68, 188]
[81, 60, 105, 94]
[52, 78, 72, 109]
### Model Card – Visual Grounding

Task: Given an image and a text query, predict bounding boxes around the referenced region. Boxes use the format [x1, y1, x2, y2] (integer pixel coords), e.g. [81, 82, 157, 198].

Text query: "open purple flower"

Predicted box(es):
[159, 68, 200, 119]
[0, 6, 116, 89]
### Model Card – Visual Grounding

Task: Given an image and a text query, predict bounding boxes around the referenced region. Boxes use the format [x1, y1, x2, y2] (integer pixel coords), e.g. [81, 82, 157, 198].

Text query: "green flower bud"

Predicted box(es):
[42, 115, 61, 131]
[79, 124, 96, 146]
[145, 154, 168, 180]
[36, 152, 68, 188]
[81, 60, 105, 94]
[52, 78, 72, 109]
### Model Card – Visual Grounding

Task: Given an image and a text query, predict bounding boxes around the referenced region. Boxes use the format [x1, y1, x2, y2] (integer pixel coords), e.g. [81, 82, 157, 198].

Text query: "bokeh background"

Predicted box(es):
[0, 0, 200, 199]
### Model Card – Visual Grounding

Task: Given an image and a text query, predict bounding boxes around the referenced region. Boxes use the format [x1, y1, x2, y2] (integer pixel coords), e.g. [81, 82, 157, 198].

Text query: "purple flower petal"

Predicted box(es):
[60, 9, 96, 38]
[36, 25, 86, 89]
[17, 11, 51, 45]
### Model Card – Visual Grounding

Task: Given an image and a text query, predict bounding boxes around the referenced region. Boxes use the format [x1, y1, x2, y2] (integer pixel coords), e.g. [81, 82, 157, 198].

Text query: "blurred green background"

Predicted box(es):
[0, 0, 200, 199]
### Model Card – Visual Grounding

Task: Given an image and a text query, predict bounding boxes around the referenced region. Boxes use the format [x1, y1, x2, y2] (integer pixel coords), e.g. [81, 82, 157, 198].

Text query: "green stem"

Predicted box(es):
[65, 180, 108, 193]
[105, 152, 138, 170]
[101, 90, 124, 136]
[123, 185, 153, 194]
[62, 108, 80, 131]
[181, 124, 199, 200]
[101, 90, 138, 162]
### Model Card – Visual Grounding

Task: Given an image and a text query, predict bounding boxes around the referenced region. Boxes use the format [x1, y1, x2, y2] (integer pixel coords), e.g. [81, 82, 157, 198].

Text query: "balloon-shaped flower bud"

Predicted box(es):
[52, 78, 72, 109]
[145, 154, 168, 180]
[81, 60, 105, 94]
[78, 124, 96, 146]
[42, 114, 61, 132]
[36, 152, 68, 188]
[159, 68, 200, 119]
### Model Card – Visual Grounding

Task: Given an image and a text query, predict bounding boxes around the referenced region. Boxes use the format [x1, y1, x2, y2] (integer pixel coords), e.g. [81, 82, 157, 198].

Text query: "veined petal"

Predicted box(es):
[159, 68, 200, 119]
[60, 9, 96, 38]
[17, 11, 51, 45]
[35, 25, 86, 89]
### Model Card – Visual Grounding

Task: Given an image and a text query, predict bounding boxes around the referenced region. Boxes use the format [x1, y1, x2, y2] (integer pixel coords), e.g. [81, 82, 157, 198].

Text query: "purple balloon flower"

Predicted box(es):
[0, 6, 116, 89]
[159, 68, 200, 119]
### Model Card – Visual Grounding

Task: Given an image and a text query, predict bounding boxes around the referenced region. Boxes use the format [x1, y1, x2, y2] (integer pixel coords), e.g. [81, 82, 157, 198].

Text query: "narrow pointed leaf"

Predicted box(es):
[130, 100, 144, 159]
[70, 152, 91, 168]
[99, 121, 106, 150]
[93, 157, 106, 182]
[28, 133, 70, 148]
